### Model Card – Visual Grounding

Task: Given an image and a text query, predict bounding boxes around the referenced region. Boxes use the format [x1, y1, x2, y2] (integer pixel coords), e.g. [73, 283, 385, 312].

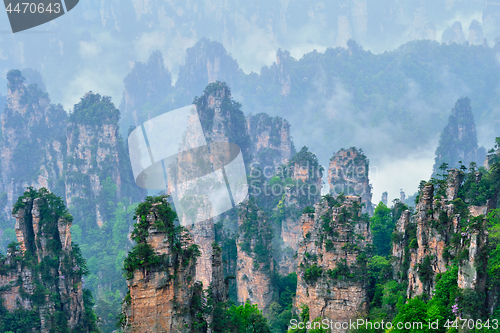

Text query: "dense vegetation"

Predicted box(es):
[238, 198, 273, 271]
[69, 92, 120, 125]
[122, 195, 201, 280]
[295, 193, 375, 303]
[350, 145, 500, 332]
[5, 36, 500, 332]
[0, 188, 99, 333]
[282, 139, 500, 332]
[211, 300, 272, 333]
[371, 200, 407, 257]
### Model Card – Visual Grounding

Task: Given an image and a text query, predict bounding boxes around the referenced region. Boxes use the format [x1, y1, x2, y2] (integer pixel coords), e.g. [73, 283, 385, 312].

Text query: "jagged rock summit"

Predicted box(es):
[0, 70, 144, 250]
[328, 147, 373, 215]
[433, 97, 485, 177]
[392, 169, 489, 298]
[120, 195, 228, 333]
[294, 194, 372, 331]
[0, 187, 98, 332]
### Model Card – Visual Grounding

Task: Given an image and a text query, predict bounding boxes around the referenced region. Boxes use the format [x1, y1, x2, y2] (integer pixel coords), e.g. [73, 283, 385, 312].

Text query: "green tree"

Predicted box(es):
[225, 301, 271, 333]
[370, 202, 394, 256]
[392, 298, 428, 333]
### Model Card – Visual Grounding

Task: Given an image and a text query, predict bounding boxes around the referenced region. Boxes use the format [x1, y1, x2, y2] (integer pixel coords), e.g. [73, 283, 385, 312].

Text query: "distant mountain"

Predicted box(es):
[432, 96, 486, 177]
[119, 38, 500, 181]
[0, 0, 497, 109]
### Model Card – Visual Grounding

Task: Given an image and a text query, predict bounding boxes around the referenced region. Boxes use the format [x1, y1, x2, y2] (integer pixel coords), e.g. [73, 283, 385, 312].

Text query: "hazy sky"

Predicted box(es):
[0, 0, 498, 205]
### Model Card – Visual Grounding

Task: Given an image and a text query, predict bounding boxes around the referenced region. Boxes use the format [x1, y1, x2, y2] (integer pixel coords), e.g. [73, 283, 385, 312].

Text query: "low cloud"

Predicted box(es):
[370, 145, 436, 205]
[277, 65, 456, 206]
[58, 31, 128, 110]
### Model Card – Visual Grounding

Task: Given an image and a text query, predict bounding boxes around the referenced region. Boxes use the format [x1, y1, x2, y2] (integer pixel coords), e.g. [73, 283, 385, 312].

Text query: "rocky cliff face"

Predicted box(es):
[176, 39, 241, 106]
[0, 71, 144, 330]
[0, 71, 144, 250]
[121, 202, 200, 332]
[433, 97, 485, 176]
[275, 50, 292, 97]
[328, 147, 373, 215]
[247, 113, 295, 175]
[0, 188, 96, 332]
[175, 81, 252, 288]
[294, 195, 371, 331]
[121, 197, 228, 333]
[119, 51, 173, 136]
[277, 147, 323, 275]
[65, 92, 132, 229]
[195, 81, 251, 155]
[0, 70, 67, 242]
[236, 199, 274, 312]
[142, 80, 299, 304]
[392, 169, 488, 298]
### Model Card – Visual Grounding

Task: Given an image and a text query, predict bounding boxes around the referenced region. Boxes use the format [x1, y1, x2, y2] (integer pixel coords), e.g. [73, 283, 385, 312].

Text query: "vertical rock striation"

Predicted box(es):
[0, 71, 144, 250]
[392, 169, 488, 298]
[236, 199, 274, 312]
[328, 147, 373, 215]
[0, 188, 97, 332]
[247, 113, 295, 175]
[121, 197, 202, 333]
[432, 97, 484, 176]
[180, 81, 252, 287]
[278, 147, 323, 275]
[294, 195, 371, 332]
[121, 196, 229, 332]
[64, 92, 143, 230]
[0, 70, 67, 240]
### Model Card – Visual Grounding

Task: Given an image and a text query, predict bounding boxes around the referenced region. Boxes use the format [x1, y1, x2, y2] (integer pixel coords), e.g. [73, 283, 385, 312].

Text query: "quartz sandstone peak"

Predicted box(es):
[120, 50, 172, 130]
[121, 197, 229, 333]
[432, 97, 483, 177]
[247, 113, 296, 176]
[277, 147, 323, 275]
[275, 49, 291, 97]
[181, 81, 251, 287]
[392, 169, 488, 298]
[121, 200, 201, 333]
[294, 195, 371, 332]
[0, 188, 95, 332]
[0, 72, 144, 249]
[1, 70, 67, 234]
[236, 199, 274, 312]
[176, 39, 240, 101]
[328, 147, 373, 215]
[65, 92, 142, 229]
